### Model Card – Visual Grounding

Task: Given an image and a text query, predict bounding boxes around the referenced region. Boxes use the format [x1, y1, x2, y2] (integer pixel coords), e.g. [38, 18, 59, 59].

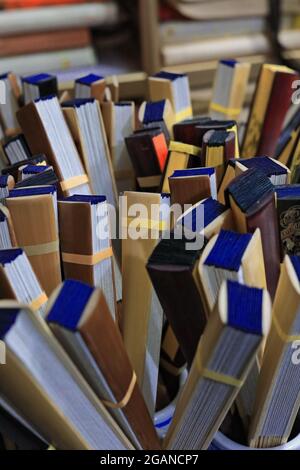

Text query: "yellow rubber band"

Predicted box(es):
[102, 372, 136, 410]
[169, 141, 201, 157]
[62, 247, 113, 266]
[23, 240, 59, 257]
[175, 107, 193, 123]
[123, 217, 168, 231]
[30, 292, 48, 311]
[209, 102, 241, 116]
[227, 124, 240, 158]
[198, 356, 243, 388]
[201, 368, 243, 388]
[60, 174, 89, 192]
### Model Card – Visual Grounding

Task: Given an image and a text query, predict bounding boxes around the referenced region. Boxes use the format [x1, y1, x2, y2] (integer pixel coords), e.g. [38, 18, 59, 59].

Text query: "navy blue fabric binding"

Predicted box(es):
[241, 156, 287, 176]
[47, 280, 94, 331]
[63, 195, 106, 205]
[75, 74, 103, 85]
[207, 130, 230, 146]
[35, 95, 57, 103]
[204, 230, 252, 271]
[148, 235, 202, 267]
[153, 71, 185, 81]
[171, 168, 215, 178]
[22, 165, 50, 175]
[0, 308, 20, 340]
[2, 154, 45, 168]
[227, 280, 263, 335]
[22, 73, 53, 84]
[0, 210, 7, 222]
[0, 175, 9, 188]
[220, 59, 237, 68]
[227, 168, 274, 212]
[203, 198, 227, 226]
[0, 73, 9, 79]
[115, 102, 132, 107]
[62, 99, 94, 108]
[0, 248, 23, 265]
[290, 255, 300, 281]
[143, 101, 165, 124]
[207, 119, 236, 127]
[178, 116, 210, 125]
[8, 185, 56, 198]
[276, 185, 300, 199]
[181, 198, 227, 233]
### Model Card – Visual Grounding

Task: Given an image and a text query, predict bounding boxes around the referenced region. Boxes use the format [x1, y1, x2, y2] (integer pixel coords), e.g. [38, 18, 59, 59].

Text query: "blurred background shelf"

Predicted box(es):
[139, 0, 300, 73]
[0, 0, 300, 105]
[0, 1, 139, 78]
[137, 0, 300, 113]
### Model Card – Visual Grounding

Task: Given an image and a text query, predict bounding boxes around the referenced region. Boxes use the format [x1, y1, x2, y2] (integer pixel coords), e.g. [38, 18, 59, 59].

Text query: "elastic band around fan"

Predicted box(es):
[175, 107, 193, 123]
[102, 372, 136, 409]
[169, 141, 201, 157]
[30, 292, 48, 311]
[123, 217, 168, 231]
[23, 240, 59, 257]
[60, 174, 89, 192]
[197, 356, 245, 388]
[209, 102, 240, 116]
[62, 247, 113, 266]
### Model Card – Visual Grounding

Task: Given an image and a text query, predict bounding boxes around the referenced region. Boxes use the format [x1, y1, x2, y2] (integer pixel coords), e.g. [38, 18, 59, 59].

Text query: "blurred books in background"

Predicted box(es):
[159, 0, 300, 66]
[0, 1, 137, 76]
